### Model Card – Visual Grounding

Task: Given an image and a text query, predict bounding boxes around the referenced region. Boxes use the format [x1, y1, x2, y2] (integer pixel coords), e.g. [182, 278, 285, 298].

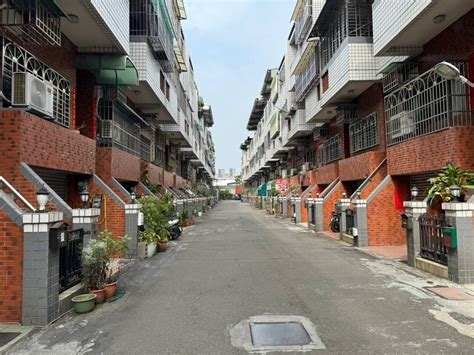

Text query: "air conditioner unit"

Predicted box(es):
[390, 111, 414, 139]
[12, 72, 54, 118]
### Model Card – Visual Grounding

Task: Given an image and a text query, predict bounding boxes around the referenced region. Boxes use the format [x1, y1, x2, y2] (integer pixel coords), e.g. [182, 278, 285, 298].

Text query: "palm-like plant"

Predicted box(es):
[427, 163, 474, 205]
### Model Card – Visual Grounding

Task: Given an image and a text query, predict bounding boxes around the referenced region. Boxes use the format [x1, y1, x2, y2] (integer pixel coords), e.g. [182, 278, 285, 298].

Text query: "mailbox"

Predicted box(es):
[49, 221, 67, 249]
[442, 226, 457, 249]
[400, 213, 412, 229]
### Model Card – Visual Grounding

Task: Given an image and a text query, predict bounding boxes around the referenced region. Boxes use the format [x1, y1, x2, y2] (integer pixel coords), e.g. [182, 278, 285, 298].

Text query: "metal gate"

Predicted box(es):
[59, 229, 84, 293]
[419, 213, 448, 266]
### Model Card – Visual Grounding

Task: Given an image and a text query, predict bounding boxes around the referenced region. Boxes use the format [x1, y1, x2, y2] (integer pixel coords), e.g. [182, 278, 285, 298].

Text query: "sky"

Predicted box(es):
[182, 0, 295, 173]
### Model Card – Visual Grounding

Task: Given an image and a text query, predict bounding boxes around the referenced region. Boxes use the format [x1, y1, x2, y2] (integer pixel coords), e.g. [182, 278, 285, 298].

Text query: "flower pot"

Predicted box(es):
[105, 282, 118, 299]
[198, 212, 202, 217]
[72, 294, 96, 314]
[91, 288, 106, 304]
[147, 243, 157, 258]
[158, 241, 167, 252]
[137, 241, 147, 260]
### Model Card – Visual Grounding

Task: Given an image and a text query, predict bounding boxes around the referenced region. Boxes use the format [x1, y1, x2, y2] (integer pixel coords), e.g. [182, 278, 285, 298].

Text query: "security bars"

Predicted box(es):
[1, 38, 71, 127]
[318, 135, 342, 166]
[349, 112, 379, 153]
[385, 63, 472, 146]
[295, 50, 318, 102]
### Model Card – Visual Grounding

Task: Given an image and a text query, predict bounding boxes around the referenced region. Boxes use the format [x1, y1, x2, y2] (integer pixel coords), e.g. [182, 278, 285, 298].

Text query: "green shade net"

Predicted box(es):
[77, 55, 139, 86]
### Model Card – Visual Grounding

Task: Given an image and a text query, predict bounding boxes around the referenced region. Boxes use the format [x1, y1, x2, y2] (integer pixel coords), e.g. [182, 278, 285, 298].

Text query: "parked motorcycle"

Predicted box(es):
[329, 211, 341, 233]
[168, 218, 183, 240]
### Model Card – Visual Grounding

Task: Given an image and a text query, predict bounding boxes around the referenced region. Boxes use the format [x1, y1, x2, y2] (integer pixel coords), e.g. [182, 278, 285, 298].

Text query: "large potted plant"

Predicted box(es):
[139, 229, 159, 257]
[427, 163, 474, 207]
[101, 231, 130, 299]
[81, 240, 108, 304]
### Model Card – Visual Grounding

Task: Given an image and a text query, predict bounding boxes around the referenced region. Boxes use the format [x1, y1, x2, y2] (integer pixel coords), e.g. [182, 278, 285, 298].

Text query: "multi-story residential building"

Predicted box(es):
[0, 0, 215, 326]
[241, 0, 474, 268]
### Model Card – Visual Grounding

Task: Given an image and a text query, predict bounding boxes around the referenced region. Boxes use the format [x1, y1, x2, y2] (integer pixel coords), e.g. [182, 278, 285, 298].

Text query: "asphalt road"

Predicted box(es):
[7, 201, 474, 354]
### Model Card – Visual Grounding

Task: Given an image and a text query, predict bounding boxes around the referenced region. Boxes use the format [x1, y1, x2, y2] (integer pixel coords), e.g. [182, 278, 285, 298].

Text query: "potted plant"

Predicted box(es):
[139, 230, 159, 258]
[427, 163, 474, 206]
[81, 240, 108, 304]
[101, 231, 130, 299]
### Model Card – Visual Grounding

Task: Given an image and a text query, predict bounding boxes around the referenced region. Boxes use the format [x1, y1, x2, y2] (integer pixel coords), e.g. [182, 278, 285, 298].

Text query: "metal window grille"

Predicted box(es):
[1, 39, 71, 127]
[319, 0, 373, 69]
[97, 99, 142, 156]
[130, 0, 174, 72]
[295, 0, 313, 44]
[0, 0, 62, 46]
[295, 50, 318, 102]
[318, 135, 342, 166]
[382, 61, 419, 94]
[140, 135, 151, 161]
[349, 112, 379, 153]
[385, 63, 472, 146]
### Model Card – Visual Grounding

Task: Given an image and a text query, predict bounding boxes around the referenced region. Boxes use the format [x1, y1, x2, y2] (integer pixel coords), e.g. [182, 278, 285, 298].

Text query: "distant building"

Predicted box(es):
[229, 168, 237, 177]
[218, 169, 226, 178]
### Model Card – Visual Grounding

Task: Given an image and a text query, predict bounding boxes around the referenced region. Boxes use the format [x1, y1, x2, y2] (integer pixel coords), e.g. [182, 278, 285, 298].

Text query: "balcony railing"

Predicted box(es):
[130, 0, 175, 72]
[385, 65, 472, 146]
[295, 50, 318, 102]
[294, 2, 312, 44]
[349, 112, 379, 154]
[318, 135, 342, 166]
[140, 135, 151, 162]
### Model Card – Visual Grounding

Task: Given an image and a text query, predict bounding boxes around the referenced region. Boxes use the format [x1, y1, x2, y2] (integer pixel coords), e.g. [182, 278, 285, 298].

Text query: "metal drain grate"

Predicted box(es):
[250, 322, 311, 346]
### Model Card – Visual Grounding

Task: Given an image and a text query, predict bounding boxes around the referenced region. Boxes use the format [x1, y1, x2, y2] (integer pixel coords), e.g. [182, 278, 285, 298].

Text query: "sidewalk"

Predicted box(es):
[0, 324, 32, 353]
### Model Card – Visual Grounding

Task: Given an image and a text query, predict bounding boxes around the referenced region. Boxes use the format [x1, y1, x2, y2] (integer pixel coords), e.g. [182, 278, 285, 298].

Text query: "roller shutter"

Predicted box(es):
[410, 172, 435, 201]
[33, 167, 68, 202]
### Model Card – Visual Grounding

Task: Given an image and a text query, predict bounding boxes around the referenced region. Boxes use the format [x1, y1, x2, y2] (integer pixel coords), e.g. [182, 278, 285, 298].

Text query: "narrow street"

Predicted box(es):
[8, 201, 474, 354]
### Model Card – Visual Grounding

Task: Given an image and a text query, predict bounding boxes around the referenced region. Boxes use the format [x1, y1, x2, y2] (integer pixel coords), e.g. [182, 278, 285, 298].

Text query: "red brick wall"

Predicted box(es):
[316, 162, 339, 185]
[0, 211, 23, 323]
[96, 148, 141, 182]
[367, 178, 405, 246]
[163, 170, 174, 187]
[76, 71, 96, 139]
[360, 164, 388, 200]
[323, 183, 345, 231]
[388, 126, 474, 176]
[339, 151, 386, 182]
[141, 162, 164, 186]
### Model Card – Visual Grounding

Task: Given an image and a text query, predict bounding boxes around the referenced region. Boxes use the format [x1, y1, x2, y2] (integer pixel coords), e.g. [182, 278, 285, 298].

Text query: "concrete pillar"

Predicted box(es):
[314, 198, 324, 231]
[443, 202, 474, 284]
[306, 198, 315, 228]
[353, 199, 368, 246]
[176, 199, 185, 215]
[339, 199, 351, 239]
[293, 197, 302, 223]
[22, 212, 63, 326]
[281, 198, 288, 218]
[403, 201, 428, 267]
[72, 208, 101, 245]
[125, 204, 142, 258]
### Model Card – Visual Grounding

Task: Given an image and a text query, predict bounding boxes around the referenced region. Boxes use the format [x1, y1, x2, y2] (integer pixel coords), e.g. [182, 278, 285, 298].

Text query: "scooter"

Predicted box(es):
[168, 218, 183, 240]
[329, 211, 341, 233]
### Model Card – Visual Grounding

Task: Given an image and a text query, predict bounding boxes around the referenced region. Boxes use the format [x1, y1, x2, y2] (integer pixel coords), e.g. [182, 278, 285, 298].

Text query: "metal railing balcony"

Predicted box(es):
[295, 50, 318, 102]
[294, 2, 312, 44]
[385, 64, 472, 146]
[288, 109, 316, 140]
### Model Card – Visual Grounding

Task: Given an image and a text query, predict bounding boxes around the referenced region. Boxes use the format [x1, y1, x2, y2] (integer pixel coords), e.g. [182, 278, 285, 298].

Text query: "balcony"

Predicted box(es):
[318, 135, 342, 166]
[295, 50, 318, 103]
[130, 0, 175, 72]
[372, 0, 472, 56]
[57, 0, 129, 53]
[294, 1, 312, 44]
[270, 112, 281, 139]
[286, 109, 317, 143]
[0, 0, 63, 46]
[385, 65, 472, 146]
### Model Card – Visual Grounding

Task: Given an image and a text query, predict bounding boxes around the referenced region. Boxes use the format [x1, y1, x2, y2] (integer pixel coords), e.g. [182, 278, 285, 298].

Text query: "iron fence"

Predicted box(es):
[59, 229, 84, 293]
[419, 213, 448, 266]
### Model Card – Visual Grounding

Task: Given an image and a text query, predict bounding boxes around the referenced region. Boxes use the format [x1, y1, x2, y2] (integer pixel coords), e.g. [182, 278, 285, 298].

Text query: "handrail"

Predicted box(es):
[0, 176, 36, 212]
[350, 158, 387, 200]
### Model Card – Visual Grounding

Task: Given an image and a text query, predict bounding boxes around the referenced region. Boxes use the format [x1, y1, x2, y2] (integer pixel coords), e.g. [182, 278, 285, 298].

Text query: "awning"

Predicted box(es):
[257, 183, 268, 197]
[174, 46, 187, 72]
[292, 40, 317, 76]
[291, 0, 305, 22]
[76, 55, 139, 86]
[175, 0, 187, 19]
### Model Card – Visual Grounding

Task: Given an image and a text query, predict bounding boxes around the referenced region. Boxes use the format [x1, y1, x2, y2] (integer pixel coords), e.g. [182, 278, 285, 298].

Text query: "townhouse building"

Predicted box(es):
[0, 0, 215, 325]
[241, 0, 473, 269]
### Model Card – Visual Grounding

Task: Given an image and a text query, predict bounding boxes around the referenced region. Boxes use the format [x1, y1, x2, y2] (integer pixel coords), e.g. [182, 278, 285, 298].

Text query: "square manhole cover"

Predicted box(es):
[250, 322, 311, 346]
[0, 332, 21, 347]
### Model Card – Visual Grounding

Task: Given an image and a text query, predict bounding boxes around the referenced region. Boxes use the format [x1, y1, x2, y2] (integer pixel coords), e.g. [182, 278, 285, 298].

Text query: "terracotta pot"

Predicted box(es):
[158, 241, 168, 252]
[91, 288, 106, 304]
[105, 282, 117, 299]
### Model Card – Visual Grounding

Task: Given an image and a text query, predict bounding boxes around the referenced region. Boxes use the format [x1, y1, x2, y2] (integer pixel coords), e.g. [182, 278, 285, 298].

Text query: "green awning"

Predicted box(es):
[76, 55, 139, 86]
[257, 183, 268, 197]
